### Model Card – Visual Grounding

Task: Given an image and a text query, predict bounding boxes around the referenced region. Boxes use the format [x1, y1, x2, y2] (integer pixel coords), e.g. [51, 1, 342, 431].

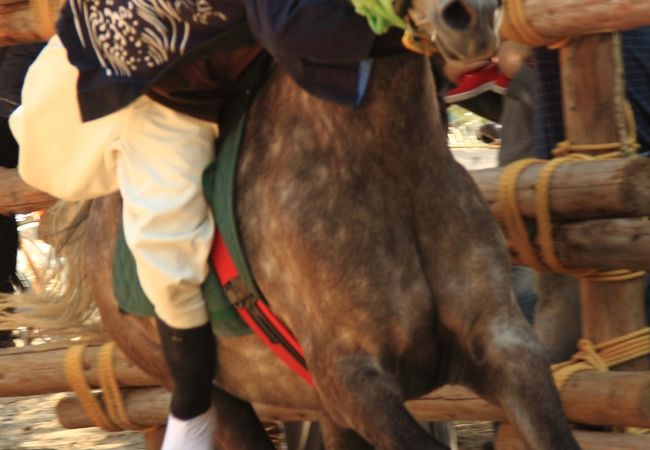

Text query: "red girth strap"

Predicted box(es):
[212, 232, 314, 386]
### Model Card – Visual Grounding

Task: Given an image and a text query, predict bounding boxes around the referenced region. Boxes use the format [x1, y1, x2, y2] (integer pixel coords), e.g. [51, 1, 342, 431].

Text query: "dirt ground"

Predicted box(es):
[0, 392, 493, 450]
[0, 393, 145, 450]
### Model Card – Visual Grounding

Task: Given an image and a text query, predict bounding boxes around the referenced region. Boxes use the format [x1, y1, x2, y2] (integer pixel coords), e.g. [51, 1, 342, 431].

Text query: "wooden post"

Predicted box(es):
[500, 0, 650, 42]
[560, 34, 648, 368]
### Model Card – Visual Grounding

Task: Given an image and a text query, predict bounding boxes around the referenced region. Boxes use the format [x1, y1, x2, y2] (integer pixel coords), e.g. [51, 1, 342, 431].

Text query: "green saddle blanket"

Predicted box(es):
[113, 226, 249, 336]
[112, 52, 271, 337]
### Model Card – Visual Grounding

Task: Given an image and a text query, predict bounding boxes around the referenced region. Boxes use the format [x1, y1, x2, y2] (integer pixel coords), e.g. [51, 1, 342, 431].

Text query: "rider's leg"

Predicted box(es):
[116, 96, 218, 450]
[156, 318, 216, 450]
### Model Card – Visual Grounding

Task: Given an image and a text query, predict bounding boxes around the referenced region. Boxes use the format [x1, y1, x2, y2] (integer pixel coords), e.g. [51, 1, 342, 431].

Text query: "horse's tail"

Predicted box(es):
[0, 200, 106, 341]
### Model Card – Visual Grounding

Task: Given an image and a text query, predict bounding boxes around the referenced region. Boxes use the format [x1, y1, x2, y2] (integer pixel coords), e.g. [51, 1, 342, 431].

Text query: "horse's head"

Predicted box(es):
[408, 0, 501, 61]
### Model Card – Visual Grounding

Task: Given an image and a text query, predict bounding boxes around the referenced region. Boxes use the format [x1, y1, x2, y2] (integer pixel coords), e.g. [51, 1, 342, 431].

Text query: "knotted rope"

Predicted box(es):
[64, 342, 158, 432]
[497, 98, 644, 281]
[552, 327, 650, 390]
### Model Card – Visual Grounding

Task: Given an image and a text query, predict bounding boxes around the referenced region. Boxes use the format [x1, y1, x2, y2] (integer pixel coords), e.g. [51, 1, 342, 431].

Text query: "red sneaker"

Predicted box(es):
[491, 72, 510, 95]
[444, 63, 500, 103]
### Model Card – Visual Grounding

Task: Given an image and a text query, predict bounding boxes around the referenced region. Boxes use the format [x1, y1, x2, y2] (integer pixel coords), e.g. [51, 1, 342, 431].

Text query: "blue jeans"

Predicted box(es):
[512, 265, 537, 324]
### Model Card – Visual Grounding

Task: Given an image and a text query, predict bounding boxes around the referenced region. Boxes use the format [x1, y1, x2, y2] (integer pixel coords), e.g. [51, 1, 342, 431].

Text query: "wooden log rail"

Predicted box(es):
[54, 369, 650, 430]
[509, 217, 650, 272]
[3, 345, 650, 430]
[0, 0, 59, 45]
[0, 344, 157, 397]
[470, 157, 650, 221]
[0, 167, 56, 215]
[501, 0, 650, 42]
[60, 391, 650, 450]
[0, 0, 44, 45]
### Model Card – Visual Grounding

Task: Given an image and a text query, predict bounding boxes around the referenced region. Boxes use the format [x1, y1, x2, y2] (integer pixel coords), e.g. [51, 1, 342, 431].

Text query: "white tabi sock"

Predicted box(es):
[161, 404, 216, 450]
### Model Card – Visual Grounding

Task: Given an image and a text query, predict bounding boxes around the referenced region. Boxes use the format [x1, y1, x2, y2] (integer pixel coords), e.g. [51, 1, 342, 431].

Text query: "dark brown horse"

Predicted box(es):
[69, 1, 581, 449]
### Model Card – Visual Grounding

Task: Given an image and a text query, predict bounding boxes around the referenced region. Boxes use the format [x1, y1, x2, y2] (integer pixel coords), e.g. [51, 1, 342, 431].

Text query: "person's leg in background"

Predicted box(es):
[0, 118, 19, 348]
[621, 27, 650, 324]
[0, 43, 44, 348]
[621, 27, 650, 154]
[494, 43, 540, 324]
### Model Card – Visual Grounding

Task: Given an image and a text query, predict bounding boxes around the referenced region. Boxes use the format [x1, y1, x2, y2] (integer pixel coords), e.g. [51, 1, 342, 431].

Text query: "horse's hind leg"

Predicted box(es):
[312, 353, 449, 450]
[211, 387, 275, 450]
[320, 416, 373, 450]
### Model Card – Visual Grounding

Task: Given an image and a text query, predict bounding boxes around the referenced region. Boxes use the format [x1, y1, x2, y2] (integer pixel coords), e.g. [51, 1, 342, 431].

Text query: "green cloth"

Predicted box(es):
[350, 0, 407, 34]
[202, 116, 262, 300]
[113, 225, 251, 336]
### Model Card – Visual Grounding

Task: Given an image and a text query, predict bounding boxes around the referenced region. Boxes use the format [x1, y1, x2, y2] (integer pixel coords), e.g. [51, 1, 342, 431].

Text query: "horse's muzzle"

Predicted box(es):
[433, 0, 501, 62]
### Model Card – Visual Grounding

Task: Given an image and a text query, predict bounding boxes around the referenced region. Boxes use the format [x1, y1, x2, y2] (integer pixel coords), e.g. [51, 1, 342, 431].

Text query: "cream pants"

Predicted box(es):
[10, 36, 217, 329]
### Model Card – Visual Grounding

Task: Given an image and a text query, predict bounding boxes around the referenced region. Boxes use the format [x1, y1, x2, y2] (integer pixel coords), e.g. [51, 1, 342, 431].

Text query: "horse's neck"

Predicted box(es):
[362, 54, 447, 157]
[364, 54, 442, 124]
[252, 54, 446, 159]
[240, 53, 450, 197]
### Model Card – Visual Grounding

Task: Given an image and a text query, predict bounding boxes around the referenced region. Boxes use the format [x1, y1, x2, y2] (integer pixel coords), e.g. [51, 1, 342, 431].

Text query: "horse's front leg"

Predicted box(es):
[211, 387, 275, 450]
[320, 415, 374, 450]
[308, 344, 449, 450]
[433, 257, 580, 449]
[413, 162, 580, 449]
[461, 309, 579, 450]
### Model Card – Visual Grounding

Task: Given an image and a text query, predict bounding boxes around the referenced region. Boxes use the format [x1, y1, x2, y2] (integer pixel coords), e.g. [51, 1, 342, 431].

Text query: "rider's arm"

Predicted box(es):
[241, 0, 376, 63]
[241, 0, 407, 106]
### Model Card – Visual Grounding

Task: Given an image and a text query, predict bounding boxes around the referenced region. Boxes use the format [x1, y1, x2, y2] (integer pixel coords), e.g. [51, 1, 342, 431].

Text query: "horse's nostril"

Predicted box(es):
[442, 0, 473, 30]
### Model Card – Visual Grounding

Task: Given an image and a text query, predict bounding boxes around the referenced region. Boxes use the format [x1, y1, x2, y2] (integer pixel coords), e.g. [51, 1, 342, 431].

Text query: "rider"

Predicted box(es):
[10, 1, 406, 448]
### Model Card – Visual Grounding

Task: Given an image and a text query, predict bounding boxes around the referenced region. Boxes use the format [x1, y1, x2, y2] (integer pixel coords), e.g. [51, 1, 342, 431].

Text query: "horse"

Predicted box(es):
[53, 1, 582, 448]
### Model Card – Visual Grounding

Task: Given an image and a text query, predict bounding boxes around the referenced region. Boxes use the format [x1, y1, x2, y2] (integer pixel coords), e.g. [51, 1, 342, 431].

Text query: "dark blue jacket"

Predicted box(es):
[57, 0, 377, 121]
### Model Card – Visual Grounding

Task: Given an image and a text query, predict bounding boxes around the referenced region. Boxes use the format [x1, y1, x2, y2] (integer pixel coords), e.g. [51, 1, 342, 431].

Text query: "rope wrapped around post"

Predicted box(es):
[496, 99, 645, 281]
[552, 327, 650, 390]
[64, 342, 161, 433]
[500, 0, 571, 48]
